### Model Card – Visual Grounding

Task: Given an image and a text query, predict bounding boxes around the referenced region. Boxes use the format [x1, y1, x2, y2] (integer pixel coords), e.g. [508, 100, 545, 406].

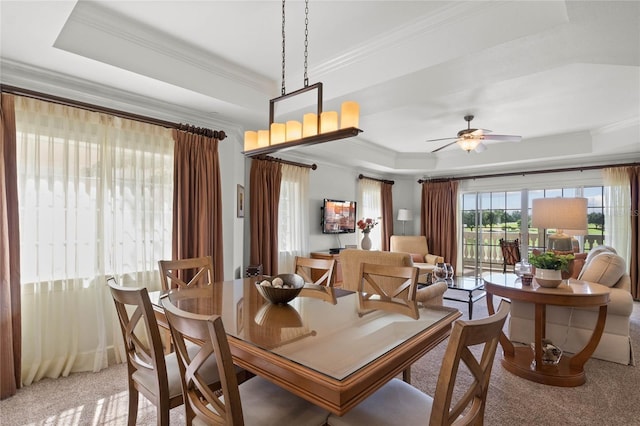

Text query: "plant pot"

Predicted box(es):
[534, 268, 563, 288]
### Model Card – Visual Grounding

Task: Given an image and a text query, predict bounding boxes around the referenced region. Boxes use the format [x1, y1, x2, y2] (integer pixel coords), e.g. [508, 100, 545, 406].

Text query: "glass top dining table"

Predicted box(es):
[149, 277, 461, 415]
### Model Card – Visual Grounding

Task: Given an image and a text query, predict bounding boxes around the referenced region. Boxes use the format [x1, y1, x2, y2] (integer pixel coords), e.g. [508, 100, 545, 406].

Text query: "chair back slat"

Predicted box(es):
[294, 256, 336, 286]
[357, 263, 420, 319]
[158, 256, 215, 290]
[359, 263, 418, 300]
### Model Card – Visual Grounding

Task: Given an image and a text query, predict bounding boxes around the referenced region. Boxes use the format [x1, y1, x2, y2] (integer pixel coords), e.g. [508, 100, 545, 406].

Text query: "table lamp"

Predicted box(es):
[532, 197, 588, 252]
[397, 209, 412, 235]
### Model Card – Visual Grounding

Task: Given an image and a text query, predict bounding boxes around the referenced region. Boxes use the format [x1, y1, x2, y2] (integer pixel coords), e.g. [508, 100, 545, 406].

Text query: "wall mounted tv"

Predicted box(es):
[321, 198, 357, 234]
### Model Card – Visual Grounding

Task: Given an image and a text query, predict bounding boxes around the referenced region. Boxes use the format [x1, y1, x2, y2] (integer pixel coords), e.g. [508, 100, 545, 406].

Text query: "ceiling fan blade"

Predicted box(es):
[482, 134, 522, 142]
[474, 142, 487, 153]
[431, 140, 457, 153]
[470, 128, 492, 136]
[425, 136, 457, 143]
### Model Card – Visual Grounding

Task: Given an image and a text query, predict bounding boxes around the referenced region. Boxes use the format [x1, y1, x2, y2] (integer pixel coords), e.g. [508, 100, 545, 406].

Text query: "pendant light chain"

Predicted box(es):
[281, 0, 286, 95]
[303, 0, 309, 87]
[244, 0, 361, 156]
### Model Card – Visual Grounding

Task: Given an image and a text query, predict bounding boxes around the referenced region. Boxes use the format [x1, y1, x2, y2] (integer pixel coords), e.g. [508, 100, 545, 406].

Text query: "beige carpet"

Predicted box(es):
[2, 292, 639, 425]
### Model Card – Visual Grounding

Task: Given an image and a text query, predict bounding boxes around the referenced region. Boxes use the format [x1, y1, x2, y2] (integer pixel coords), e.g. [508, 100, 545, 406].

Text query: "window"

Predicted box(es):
[358, 179, 382, 250]
[15, 96, 174, 383]
[278, 164, 309, 272]
[461, 186, 607, 277]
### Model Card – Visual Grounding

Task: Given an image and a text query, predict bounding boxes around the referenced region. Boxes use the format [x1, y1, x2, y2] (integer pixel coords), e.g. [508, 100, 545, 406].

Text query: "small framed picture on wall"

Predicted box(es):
[237, 184, 245, 218]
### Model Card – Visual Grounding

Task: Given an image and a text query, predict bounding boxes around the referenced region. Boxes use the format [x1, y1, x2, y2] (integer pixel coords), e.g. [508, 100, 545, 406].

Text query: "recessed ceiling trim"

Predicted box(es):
[306, 1, 566, 81]
[309, 1, 491, 77]
[1, 59, 242, 134]
[55, 1, 275, 100]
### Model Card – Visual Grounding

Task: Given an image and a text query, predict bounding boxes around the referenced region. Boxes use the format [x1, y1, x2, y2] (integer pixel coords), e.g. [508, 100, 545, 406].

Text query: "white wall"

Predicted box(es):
[303, 163, 419, 252]
[219, 134, 246, 280]
[308, 163, 360, 252]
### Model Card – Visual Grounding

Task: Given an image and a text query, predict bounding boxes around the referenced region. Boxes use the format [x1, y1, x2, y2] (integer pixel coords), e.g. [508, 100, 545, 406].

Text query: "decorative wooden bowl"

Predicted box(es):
[255, 273, 304, 304]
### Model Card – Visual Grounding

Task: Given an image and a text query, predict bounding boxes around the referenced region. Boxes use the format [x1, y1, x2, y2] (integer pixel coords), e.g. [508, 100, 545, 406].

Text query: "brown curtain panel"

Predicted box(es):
[249, 159, 282, 276]
[420, 180, 459, 267]
[1, 93, 21, 399]
[628, 166, 640, 300]
[380, 182, 394, 251]
[171, 129, 224, 281]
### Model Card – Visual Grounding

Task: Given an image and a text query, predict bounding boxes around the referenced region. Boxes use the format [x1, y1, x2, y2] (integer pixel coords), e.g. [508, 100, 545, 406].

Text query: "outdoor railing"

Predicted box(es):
[461, 230, 604, 271]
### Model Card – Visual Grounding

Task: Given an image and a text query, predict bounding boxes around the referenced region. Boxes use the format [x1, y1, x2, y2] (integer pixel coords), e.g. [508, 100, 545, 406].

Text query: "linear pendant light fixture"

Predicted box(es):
[243, 0, 362, 156]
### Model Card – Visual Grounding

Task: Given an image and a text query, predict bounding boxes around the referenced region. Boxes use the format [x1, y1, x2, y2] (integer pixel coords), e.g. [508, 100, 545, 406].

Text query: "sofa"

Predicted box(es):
[509, 246, 634, 365]
[339, 249, 447, 306]
[389, 235, 444, 283]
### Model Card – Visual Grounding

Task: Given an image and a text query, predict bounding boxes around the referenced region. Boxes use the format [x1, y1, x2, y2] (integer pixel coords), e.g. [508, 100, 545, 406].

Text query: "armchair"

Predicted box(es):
[389, 235, 444, 282]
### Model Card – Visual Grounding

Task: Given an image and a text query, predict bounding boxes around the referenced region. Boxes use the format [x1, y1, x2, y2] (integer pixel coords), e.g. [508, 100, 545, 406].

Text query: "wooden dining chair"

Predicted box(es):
[327, 301, 510, 426]
[357, 263, 420, 320]
[499, 238, 521, 273]
[157, 256, 215, 353]
[357, 262, 419, 384]
[294, 256, 336, 286]
[160, 292, 331, 426]
[158, 256, 215, 290]
[108, 277, 222, 426]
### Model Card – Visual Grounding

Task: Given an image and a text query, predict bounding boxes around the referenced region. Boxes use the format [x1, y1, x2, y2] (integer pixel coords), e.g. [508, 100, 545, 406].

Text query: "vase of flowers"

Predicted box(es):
[357, 218, 378, 250]
[528, 251, 574, 288]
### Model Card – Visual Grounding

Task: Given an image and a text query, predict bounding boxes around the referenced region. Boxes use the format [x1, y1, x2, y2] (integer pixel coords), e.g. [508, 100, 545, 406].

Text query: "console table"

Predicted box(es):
[484, 273, 610, 387]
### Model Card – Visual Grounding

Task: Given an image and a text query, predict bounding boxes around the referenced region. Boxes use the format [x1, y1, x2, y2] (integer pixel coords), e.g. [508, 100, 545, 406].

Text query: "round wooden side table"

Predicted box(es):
[483, 273, 610, 387]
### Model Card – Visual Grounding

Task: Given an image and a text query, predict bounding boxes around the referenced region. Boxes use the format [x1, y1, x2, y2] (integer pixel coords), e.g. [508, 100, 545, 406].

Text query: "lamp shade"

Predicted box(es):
[320, 111, 338, 133]
[397, 209, 412, 221]
[285, 120, 302, 141]
[302, 113, 318, 137]
[532, 198, 588, 231]
[270, 122, 286, 145]
[340, 101, 360, 129]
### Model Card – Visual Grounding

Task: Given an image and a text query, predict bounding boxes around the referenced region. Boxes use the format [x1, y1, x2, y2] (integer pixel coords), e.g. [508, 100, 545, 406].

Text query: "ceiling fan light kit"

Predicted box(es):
[427, 114, 521, 153]
[243, 0, 362, 157]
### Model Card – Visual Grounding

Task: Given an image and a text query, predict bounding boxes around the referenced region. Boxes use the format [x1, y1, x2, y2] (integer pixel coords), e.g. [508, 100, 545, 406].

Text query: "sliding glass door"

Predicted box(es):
[461, 186, 605, 277]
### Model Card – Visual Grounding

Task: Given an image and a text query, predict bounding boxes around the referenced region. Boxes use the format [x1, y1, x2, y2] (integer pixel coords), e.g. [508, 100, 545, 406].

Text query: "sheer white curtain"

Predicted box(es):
[358, 178, 382, 250]
[278, 164, 309, 273]
[603, 167, 631, 264]
[15, 97, 174, 385]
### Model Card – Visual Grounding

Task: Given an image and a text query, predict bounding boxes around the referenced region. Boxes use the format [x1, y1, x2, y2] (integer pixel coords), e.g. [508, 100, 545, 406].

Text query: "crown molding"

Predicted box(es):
[56, 1, 275, 97]
[1, 59, 243, 135]
[308, 2, 490, 80]
[591, 116, 640, 136]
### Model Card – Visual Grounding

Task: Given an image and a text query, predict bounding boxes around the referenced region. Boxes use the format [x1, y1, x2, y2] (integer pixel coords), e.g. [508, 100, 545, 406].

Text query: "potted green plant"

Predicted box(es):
[528, 251, 574, 288]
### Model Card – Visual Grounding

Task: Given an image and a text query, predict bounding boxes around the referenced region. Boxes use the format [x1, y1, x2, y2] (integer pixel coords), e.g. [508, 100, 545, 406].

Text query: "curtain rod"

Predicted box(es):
[358, 174, 394, 185]
[1, 84, 227, 140]
[256, 155, 317, 170]
[417, 162, 640, 184]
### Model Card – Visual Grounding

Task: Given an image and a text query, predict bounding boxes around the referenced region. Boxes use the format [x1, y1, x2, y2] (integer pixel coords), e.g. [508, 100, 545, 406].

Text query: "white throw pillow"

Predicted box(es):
[579, 252, 626, 288]
[583, 245, 617, 267]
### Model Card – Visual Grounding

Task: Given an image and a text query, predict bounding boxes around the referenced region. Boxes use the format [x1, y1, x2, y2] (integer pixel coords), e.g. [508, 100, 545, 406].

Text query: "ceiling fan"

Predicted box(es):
[426, 115, 522, 153]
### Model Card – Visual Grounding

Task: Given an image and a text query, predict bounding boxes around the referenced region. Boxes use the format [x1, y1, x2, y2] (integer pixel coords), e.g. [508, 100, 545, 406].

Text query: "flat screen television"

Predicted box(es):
[321, 198, 357, 234]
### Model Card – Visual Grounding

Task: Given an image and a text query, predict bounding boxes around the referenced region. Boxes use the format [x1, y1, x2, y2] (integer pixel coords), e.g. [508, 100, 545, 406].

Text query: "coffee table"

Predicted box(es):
[423, 276, 486, 319]
[483, 273, 610, 387]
